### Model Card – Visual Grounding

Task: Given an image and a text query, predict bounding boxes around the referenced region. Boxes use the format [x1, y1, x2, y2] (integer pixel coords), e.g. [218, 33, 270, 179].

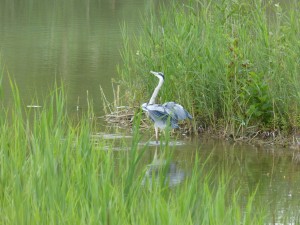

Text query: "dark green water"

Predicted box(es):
[98, 129, 300, 223]
[0, 0, 160, 113]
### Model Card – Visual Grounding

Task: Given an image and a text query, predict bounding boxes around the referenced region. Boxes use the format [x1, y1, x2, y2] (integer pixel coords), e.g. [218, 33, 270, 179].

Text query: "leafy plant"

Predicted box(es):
[119, 0, 300, 136]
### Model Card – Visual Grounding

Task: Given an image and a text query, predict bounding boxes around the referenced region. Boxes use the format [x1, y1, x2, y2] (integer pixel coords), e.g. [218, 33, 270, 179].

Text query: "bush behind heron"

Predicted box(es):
[118, 0, 300, 137]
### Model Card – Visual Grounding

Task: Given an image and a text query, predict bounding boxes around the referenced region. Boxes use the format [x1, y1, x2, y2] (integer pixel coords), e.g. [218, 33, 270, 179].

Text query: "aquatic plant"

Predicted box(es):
[119, 0, 300, 139]
[0, 77, 271, 224]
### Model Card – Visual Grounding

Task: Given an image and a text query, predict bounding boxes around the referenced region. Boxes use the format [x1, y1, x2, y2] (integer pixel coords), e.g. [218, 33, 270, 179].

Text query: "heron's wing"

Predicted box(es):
[143, 104, 179, 128]
[163, 102, 193, 120]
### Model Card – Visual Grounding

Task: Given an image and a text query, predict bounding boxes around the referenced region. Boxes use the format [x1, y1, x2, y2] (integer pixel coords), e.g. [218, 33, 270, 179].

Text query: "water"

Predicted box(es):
[1, 0, 300, 223]
[0, 0, 156, 113]
[104, 131, 300, 223]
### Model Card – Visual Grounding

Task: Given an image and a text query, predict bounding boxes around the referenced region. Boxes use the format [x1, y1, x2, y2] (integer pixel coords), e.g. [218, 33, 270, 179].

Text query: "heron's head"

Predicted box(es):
[150, 71, 164, 80]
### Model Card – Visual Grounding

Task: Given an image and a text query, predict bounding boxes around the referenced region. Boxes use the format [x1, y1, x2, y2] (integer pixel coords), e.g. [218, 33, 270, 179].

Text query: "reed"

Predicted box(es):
[0, 77, 272, 224]
[118, 0, 300, 138]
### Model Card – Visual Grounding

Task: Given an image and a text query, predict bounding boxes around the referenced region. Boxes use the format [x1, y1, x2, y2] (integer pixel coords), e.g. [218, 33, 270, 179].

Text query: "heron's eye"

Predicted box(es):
[158, 72, 164, 79]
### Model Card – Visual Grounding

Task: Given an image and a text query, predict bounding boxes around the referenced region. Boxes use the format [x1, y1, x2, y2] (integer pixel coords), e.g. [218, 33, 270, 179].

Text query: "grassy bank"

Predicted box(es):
[0, 78, 273, 224]
[118, 0, 300, 140]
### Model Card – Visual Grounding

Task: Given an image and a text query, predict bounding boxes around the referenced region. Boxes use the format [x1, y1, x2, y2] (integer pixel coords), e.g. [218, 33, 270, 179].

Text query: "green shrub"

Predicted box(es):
[119, 0, 300, 135]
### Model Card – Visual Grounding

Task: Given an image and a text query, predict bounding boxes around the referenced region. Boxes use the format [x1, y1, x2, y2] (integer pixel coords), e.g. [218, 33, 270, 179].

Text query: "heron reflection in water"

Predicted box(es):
[141, 147, 185, 187]
[141, 71, 192, 144]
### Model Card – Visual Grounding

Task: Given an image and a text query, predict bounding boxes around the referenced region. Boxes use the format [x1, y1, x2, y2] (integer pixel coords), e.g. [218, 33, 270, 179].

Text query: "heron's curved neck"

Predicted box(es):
[149, 76, 164, 104]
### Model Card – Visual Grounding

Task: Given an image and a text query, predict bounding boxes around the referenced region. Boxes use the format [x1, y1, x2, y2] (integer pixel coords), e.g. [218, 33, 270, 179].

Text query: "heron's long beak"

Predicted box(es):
[150, 71, 158, 75]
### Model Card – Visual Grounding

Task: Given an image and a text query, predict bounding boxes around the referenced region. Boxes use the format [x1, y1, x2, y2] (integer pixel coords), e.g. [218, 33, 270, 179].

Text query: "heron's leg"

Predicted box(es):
[155, 127, 159, 144]
[153, 146, 158, 161]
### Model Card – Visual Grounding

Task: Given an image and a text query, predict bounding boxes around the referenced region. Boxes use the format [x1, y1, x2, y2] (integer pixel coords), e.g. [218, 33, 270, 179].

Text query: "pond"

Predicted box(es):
[95, 128, 300, 223]
[0, 0, 161, 113]
[1, 0, 300, 223]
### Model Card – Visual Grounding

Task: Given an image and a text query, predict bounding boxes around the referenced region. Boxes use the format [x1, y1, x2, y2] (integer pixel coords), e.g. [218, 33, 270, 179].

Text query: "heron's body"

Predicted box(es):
[142, 103, 180, 129]
[141, 71, 192, 143]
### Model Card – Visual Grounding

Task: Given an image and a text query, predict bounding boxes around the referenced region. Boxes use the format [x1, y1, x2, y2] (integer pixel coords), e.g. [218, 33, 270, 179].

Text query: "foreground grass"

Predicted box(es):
[119, 0, 300, 139]
[0, 80, 271, 224]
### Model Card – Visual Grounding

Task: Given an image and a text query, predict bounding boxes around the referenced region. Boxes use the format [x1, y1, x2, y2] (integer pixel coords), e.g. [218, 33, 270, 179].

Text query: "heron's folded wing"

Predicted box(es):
[146, 105, 179, 129]
[163, 102, 193, 120]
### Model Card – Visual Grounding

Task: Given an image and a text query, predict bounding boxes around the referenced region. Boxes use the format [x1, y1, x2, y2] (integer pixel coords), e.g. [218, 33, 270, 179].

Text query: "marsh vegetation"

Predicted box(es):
[0, 80, 258, 224]
[1, 0, 300, 224]
[0, 80, 296, 224]
[1, 73, 300, 224]
[119, 0, 300, 144]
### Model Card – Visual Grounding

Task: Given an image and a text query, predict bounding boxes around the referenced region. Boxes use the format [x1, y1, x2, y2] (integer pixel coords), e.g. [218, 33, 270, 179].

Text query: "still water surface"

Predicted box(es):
[105, 132, 300, 223]
[1, 0, 300, 223]
[0, 0, 158, 112]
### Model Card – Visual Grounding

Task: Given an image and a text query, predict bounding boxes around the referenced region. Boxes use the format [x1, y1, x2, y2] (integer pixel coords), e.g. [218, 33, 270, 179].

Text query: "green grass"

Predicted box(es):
[118, 0, 300, 138]
[0, 77, 273, 224]
[1, 1, 299, 222]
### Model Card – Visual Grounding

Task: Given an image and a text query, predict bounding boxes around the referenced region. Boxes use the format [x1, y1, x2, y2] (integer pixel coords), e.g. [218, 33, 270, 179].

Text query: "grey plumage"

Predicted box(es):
[142, 103, 179, 129]
[141, 71, 192, 143]
[162, 101, 193, 120]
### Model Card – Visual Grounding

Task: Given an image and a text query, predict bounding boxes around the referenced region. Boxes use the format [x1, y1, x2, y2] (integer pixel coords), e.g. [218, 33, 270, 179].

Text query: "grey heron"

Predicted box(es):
[141, 71, 192, 143]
